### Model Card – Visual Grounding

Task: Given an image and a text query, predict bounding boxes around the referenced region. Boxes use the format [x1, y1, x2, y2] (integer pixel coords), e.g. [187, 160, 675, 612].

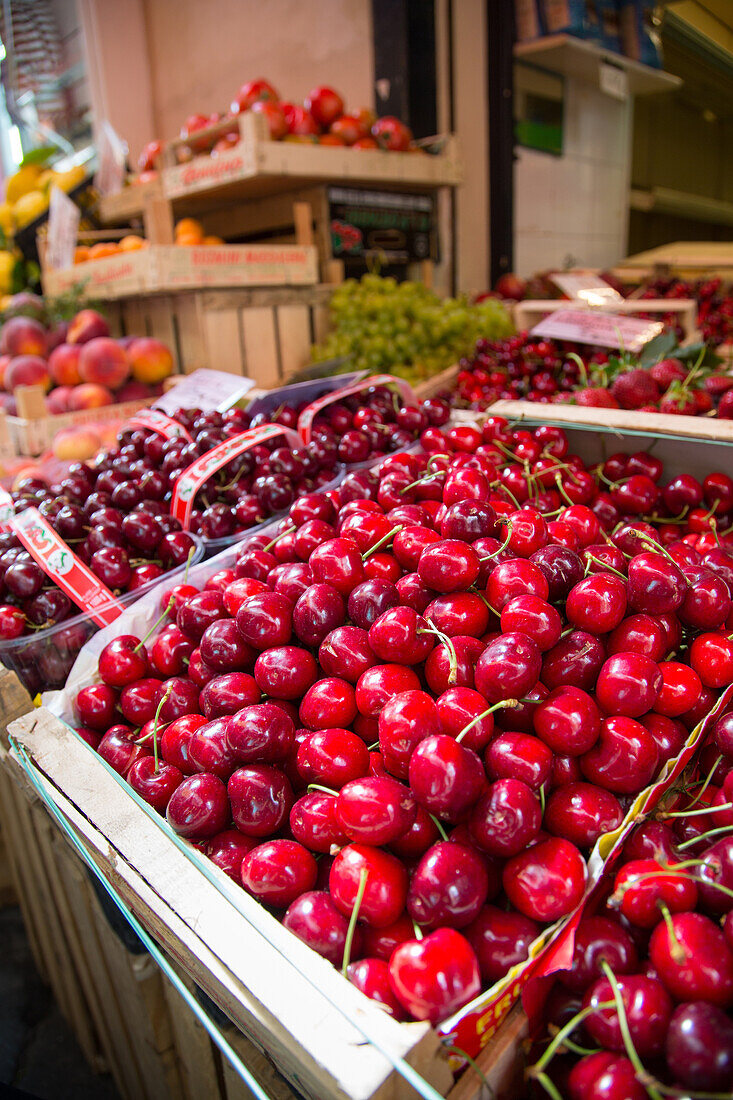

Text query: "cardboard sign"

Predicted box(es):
[127, 408, 192, 441]
[530, 309, 664, 352]
[46, 186, 81, 272]
[171, 425, 300, 529]
[154, 370, 255, 416]
[10, 508, 124, 627]
[0, 487, 14, 532]
[297, 374, 417, 442]
[549, 272, 622, 304]
[95, 120, 127, 196]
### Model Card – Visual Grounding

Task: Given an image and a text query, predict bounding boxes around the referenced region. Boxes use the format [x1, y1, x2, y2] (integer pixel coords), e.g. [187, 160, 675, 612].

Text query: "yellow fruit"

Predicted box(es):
[13, 190, 49, 227]
[0, 202, 14, 238]
[54, 165, 86, 192]
[5, 164, 41, 205]
[36, 169, 58, 194]
[0, 251, 15, 294]
[0, 294, 12, 311]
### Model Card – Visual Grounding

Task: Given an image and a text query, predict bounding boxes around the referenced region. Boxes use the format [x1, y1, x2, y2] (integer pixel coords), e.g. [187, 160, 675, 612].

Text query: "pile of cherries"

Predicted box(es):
[70, 415, 733, 1030]
[637, 275, 733, 347]
[527, 710, 733, 1098]
[454, 335, 602, 409]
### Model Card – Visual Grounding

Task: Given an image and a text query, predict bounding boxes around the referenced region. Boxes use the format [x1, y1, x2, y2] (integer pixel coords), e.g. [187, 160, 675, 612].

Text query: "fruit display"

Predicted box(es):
[2, 158, 87, 233]
[0, 305, 173, 416]
[58, 410, 733, 1039]
[453, 332, 733, 416]
[70, 220, 226, 266]
[135, 78, 420, 178]
[312, 274, 514, 382]
[526, 742, 733, 1098]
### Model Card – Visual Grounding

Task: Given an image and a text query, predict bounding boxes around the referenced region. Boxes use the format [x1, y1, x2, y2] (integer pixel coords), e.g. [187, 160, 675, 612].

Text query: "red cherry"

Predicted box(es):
[166, 773, 229, 838]
[329, 843, 408, 927]
[204, 828, 257, 880]
[690, 631, 733, 688]
[566, 574, 627, 634]
[583, 973, 673, 1056]
[388, 928, 481, 1024]
[503, 837, 586, 922]
[595, 652, 662, 717]
[408, 734, 484, 822]
[568, 1052, 646, 1100]
[650, 911, 733, 1007]
[98, 635, 149, 687]
[378, 689, 441, 778]
[335, 776, 416, 845]
[227, 764, 293, 837]
[407, 841, 490, 930]
[581, 716, 659, 794]
[296, 728, 369, 788]
[464, 905, 539, 983]
[484, 731, 552, 789]
[653, 660, 702, 716]
[76, 683, 118, 731]
[284, 891, 360, 966]
[534, 686, 600, 755]
[559, 915, 638, 993]
[468, 778, 541, 856]
[346, 958, 408, 1019]
[541, 630, 606, 692]
[500, 594, 561, 651]
[417, 540, 480, 592]
[474, 631, 541, 703]
[611, 858, 698, 928]
[254, 645, 317, 698]
[544, 783, 623, 849]
[355, 663, 421, 717]
[241, 839, 317, 908]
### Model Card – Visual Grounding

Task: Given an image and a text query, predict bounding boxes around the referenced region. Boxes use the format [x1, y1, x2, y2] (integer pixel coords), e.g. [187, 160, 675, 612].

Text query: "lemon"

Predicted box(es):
[36, 169, 58, 194]
[0, 251, 15, 293]
[54, 165, 86, 192]
[5, 164, 42, 205]
[0, 202, 14, 238]
[13, 190, 48, 227]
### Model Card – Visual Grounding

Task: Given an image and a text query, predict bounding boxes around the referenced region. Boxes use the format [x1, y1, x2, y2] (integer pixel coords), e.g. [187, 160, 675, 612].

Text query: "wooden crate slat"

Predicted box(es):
[161, 974, 223, 1100]
[203, 309, 246, 376]
[275, 304, 312, 380]
[146, 294, 179, 350]
[240, 307, 281, 389]
[174, 293, 209, 373]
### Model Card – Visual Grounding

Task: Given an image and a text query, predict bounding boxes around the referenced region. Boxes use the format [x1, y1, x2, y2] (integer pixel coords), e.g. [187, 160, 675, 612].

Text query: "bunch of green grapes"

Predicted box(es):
[312, 274, 514, 382]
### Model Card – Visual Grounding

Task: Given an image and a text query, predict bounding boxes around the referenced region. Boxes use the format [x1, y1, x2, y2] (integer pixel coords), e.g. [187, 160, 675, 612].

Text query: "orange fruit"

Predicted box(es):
[88, 242, 120, 260]
[175, 217, 204, 243]
[119, 234, 146, 251]
[176, 233, 202, 247]
[202, 235, 224, 245]
[74, 246, 90, 264]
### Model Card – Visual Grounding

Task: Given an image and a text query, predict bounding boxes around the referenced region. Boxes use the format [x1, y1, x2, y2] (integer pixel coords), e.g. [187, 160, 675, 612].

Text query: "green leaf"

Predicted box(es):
[638, 329, 677, 368]
[19, 147, 56, 167]
[676, 342, 722, 370]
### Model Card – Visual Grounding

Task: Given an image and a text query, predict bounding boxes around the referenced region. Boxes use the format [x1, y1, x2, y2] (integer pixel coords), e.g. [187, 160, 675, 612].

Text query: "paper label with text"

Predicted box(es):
[530, 309, 664, 352]
[154, 370, 255, 415]
[549, 272, 623, 304]
[46, 186, 81, 272]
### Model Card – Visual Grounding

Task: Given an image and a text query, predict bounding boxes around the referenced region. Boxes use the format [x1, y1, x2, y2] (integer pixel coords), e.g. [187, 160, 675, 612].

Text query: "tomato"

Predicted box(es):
[371, 116, 413, 152]
[319, 133, 346, 146]
[285, 105, 320, 136]
[352, 136, 379, 150]
[305, 86, 344, 129]
[212, 134, 239, 155]
[231, 79, 279, 114]
[137, 140, 162, 172]
[330, 114, 368, 145]
[180, 113, 219, 152]
[251, 99, 288, 140]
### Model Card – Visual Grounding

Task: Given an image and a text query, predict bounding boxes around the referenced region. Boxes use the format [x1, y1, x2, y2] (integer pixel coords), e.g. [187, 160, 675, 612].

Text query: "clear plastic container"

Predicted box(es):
[245, 371, 366, 423]
[0, 534, 205, 696]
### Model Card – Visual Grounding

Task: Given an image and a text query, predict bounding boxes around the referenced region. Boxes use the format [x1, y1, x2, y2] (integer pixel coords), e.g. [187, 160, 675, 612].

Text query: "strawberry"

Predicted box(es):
[705, 373, 733, 396]
[610, 369, 660, 410]
[659, 384, 697, 415]
[575, 387, 619, 408]
[694, 388, 713, 414]
[650, 358, 686, 388]
[718, 390, 733, 419]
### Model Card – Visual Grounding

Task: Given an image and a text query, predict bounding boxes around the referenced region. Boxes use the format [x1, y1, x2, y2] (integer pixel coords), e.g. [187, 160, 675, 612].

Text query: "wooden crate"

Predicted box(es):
[5, 387, 156, 457]
[513, 297, 700, 344]
[612, 240, 733, 283]
[3, 697, 536, 1100]
[104, 285, 333, 390]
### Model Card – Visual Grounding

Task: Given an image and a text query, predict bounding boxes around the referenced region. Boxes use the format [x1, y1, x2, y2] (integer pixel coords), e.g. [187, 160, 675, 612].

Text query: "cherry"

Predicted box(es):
[559, 915, 638, 993]
[542, 631, 606, 692]
[378, 690, 441, 778]
[98, 725, 146, 776]
[127, 755, 183, 811]
[355, 663, 421, 717]
[388, 928, 481, 1024]
[503, 837, 586, 922]
[680, 566, 731, 630]
[200, 672, 260, 719]
[627, 551, 686, 616]
[290, 791, 348, 853]
[227, 764, 293, 837]
[500, 594, 561, 651]
[150, 625, 195, 678]
[199, 620, 254, 673]
[235, 591, 293, 650]
[486, 558, 549, 610]
[309, 537, 364, 595]
[484, 731, 552, 790]
[284, 891, 360, 967]
[395, 572, 436, 613]
[463, 906, 539, 984]
[98, 635, 149, 687]
[650, 911, 733, 1007]
[407, 841, 489, 931]
[606, 613, 667, 662]
[329, 843, 407, 927]
[186, 716, 239, 779]
[545, 783, 623, 849]
[468, 778, 541, 857]
[0, 605, 25, 639]
[160, 713, 206, 774]
[409, 734, 484, 822]
[254, 645, 317, 698]
[583, 973, 672, 1057]
[292, 584, 345, 647]
[204, 828, 257, 880]
[581, 716, 659, 795]
[566, 574, 627, 634]
[241, 839, 317, 908]
[530, 544, 584, 601]
[296, 728, 369, 788]
[368, 606, 434, 665]
[474, 631, 541, 703]
[534, 686, 600, 755]
[694, 835, 733, 915]
[335, 775, 416, 846]
[690, 631, 733, 688]
[166, 773, 229, 838]
[665, 1001, 733, 1091]
[75, 684, 118, 731]
[425, 593, 489, 639]
[360, 914, 415, 962]
[611, 858, 698, 928]
[319, 626, 376, 683]
[436, 686, 500, 753]
[177, 590, 227, 640]
[346, 579, 399, 630]
[346, 958, 407, 1019]
[417, 540, 480, 592]
[595, 652, 662, 717]
[568, 1052, 646, 1100]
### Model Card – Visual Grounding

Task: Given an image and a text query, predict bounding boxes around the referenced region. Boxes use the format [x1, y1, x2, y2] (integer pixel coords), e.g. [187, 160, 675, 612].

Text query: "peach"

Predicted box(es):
[0, 393, 17, 415]
[46, 321, 69, 353]
[0, 316, 47, 358]
[46, 386, 74, 414]
[5, 355, 51, 393]
[79, 337, 130, 390]
[67, 309, 110, 345]
[0, 354, 11, 389]
[116, 380, 153, 403]
[127, 338, 174, 384]
[68, 383, 115, 410]
[48, 343, 83, 386]
[53, 427, 102, 462]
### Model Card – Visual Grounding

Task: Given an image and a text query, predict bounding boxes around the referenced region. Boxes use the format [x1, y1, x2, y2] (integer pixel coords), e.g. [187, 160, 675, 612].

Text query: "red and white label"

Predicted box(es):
[10, 509, 124, 627]
[0, 487, 14, 532]
[298, 374, 417, 442]
[171, 424, 300, 528]
[127, 408, 193, 441]
[530, 309, 664, 353]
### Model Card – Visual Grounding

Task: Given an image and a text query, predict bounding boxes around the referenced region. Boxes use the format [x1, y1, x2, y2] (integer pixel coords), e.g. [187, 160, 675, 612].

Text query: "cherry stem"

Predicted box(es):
[307, 783, 338, 797]
[585, 553, 626, 579]
[362, 525, 403, 560]
[429, 814, 449, 841]
[263, 526, 296, 553]
[554, 474, 575, 508]
[534, 1072, 564, 1100]
[341, 866, 368, 977]
[182, 545, 195, 584]
[478, 522, 513, 562]
[151, 685, 172, 775]
[657, 904, 687, 966]
[661, 801, 733, 819]
[490, 479, 520, 510]
[529, 1002, 615, 1076]
[680, 754, 723, 811]
[411, 919, 424, 942]
[600, 962, 665, 1100]
[455, 699, 519, 744]
[677, 823, 733, 851]
[135, 597, 176, 652]
[442, 1045, 496, 1098]
[417, 623, 459, 682]
[638, 535, 688, 575]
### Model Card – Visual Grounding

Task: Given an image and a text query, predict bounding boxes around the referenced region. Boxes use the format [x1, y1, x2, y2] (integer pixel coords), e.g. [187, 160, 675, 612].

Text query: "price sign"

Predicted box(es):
[46, 186, 81, 271]
[530, 309, 664, 353]
[154, 369, 255, 415]
[549, 272, 623, 305]
[95, 120, 127, 196]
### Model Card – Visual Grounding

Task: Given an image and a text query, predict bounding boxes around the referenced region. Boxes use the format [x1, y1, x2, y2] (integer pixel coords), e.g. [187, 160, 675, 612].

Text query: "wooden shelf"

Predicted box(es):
[515, 34, 682, 95]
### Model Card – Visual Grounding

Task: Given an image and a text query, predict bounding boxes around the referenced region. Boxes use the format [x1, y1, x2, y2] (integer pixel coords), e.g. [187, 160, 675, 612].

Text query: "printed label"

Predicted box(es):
[153, 369, 255, 416]
[127, 408, 193, 441]
[530, 309, 664, 352]
[10, 508, 124, 626]
[171, 424, 300, 528]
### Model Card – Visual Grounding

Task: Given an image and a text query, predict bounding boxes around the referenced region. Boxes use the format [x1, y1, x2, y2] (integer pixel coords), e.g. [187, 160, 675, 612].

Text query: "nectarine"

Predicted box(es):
[127, 338, 174, 385]
[46, 386, 74, 414]
[0, 353, 11, 389]
[53, 427, 102, 461]
[79, 338, 130, 390]
[67, 309, 110, 346]
[67, 383, 114, 410]
[5, 355, 51, 393]
[48, 343, 82, 387]
[0, 316, 47, 358]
